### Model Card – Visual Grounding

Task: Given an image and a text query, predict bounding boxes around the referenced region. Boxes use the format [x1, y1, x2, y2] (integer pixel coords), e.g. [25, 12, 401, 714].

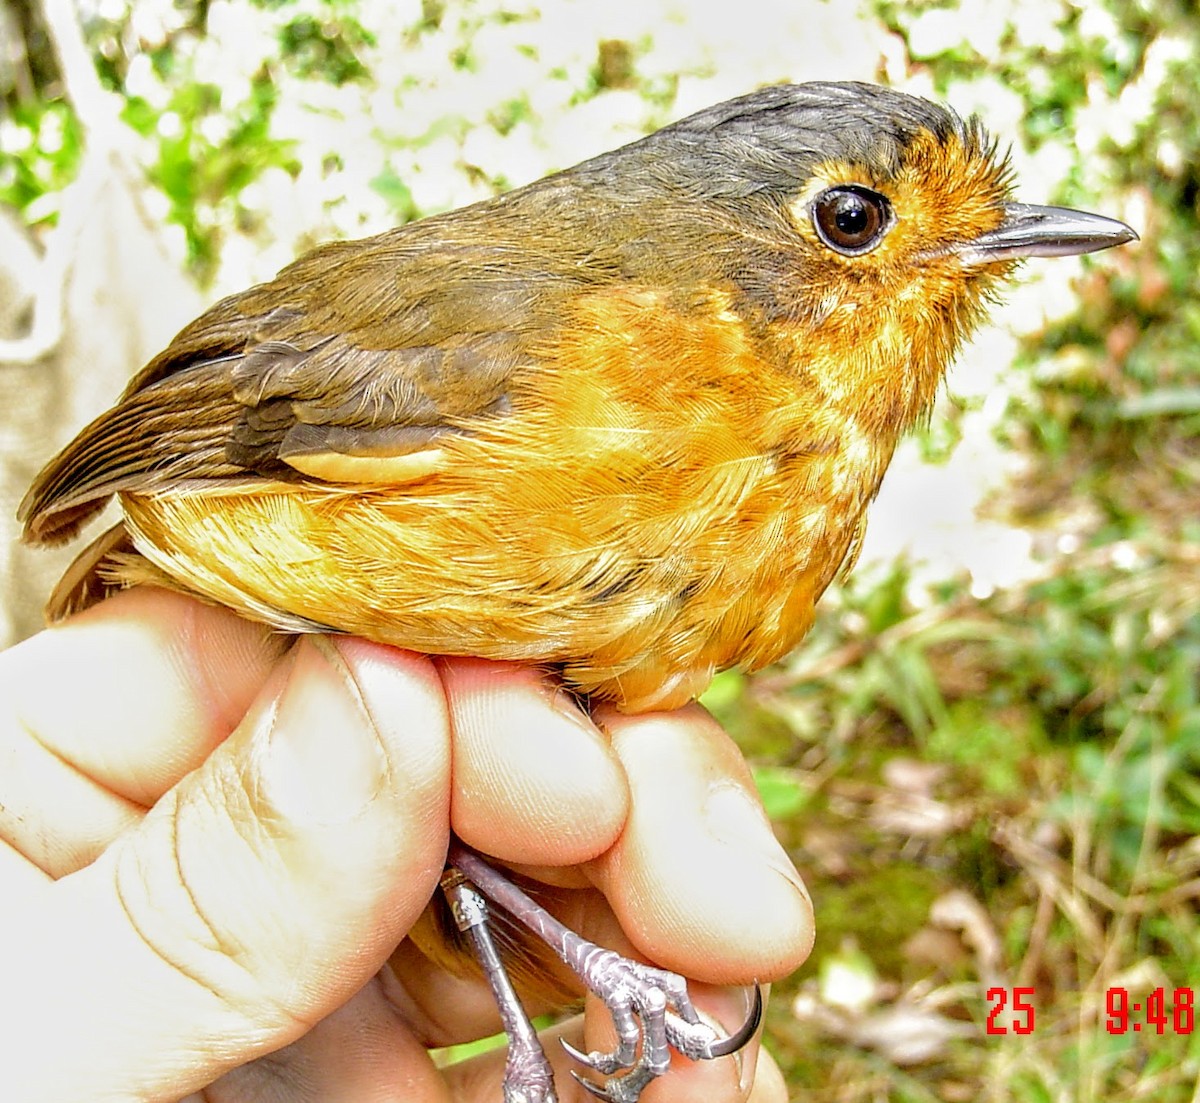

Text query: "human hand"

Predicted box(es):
[0, 587, 811, 1102]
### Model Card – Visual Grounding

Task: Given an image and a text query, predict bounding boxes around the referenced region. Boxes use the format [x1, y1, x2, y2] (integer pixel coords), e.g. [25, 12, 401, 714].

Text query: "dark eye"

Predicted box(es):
[811, 186, 892, 255]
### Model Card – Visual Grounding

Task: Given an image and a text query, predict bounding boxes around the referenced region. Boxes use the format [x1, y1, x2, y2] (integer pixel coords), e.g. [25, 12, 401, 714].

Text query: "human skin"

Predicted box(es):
[0, 587, 810, 1102]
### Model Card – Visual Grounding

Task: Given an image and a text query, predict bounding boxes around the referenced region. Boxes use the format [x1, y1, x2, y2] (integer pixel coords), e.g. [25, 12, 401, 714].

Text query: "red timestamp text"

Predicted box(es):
[985, 986, 1196, 1037]
[1107, 987, 1195, 1035]
[985, 987, 1036, 1035]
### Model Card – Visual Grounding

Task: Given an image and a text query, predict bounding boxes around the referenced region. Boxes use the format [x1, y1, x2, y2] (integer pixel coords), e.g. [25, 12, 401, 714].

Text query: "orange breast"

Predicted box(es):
[120, 287, 893, 711]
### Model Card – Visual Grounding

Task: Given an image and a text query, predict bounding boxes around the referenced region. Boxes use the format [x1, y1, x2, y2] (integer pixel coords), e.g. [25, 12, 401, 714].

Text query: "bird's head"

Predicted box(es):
[574, 81, 1136, 435]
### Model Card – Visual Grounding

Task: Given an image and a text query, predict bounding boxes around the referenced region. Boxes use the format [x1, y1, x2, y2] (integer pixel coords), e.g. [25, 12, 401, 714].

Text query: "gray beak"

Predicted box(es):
[956, 202, 1138, 265]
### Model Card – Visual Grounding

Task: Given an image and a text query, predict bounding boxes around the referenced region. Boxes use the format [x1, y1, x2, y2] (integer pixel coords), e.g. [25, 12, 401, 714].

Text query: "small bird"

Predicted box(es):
[21, 81, 1135, 1101]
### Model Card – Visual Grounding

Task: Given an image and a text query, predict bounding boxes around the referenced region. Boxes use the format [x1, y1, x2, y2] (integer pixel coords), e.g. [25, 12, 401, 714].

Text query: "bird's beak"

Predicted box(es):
[955, 203, 1138, 266]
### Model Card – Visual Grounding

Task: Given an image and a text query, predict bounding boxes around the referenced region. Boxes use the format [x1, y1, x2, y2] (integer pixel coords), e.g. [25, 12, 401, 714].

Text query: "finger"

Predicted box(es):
[439, 659, 629, 866]
[588, 704, 813, 982]
[193, 976, 452, 1103]
[3, 637, 451, 1103]
[0, 588, 289, 875]
[747, 1044, 788, 1103]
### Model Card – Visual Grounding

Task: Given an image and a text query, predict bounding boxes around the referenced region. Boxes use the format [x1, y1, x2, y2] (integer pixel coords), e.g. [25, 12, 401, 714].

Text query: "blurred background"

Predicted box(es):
[1, 0, 1196, 1099]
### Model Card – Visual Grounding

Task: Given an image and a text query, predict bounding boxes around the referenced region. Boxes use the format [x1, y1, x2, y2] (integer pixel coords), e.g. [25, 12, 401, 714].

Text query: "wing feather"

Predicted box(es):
[20, 214, 589, 545]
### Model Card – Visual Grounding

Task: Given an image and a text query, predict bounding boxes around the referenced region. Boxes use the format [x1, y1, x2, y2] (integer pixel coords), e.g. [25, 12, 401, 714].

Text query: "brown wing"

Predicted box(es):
[18, 198, 603, 546]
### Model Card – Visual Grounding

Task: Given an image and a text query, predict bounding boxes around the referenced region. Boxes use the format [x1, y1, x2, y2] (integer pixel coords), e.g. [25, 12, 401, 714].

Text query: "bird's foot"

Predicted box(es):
[441, 868, 557, 1102]
[558, 954, 761, 1101]
[446, 846, 762, 1103]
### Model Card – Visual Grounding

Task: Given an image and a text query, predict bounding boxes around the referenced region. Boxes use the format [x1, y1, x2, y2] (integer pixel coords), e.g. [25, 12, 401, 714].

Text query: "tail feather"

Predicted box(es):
[20, 367, 244, 546]
[44, 521, 136, 621]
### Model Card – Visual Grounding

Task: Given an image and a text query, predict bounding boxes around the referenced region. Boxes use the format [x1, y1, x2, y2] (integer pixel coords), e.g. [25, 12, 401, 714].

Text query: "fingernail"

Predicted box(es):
[704, 785, 810, 901]
[258, 637, 387, 824]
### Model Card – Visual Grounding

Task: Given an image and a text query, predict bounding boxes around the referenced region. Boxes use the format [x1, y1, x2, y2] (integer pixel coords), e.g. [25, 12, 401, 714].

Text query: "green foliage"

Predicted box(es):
[1032, 4, 1197, 540]
[120, 73, 299, 274]
[806, 863, 945, 977]
[369, 164, 420, 222]
[741, 541, 1198, 1099]
[4, 0, 397, 277]
[274, 8, 376, 85]
[752, 764, 811, 821]
[0, 99, 84, 221]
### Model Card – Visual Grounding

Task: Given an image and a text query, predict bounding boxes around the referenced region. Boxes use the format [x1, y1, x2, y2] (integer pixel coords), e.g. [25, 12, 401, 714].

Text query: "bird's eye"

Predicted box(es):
[811, 186, 892, 255]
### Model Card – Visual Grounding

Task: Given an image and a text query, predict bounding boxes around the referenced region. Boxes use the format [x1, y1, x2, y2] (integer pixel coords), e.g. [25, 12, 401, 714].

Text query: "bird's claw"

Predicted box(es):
[446, 848, 762, 1102]
[706, 985, 765, 1056]
[559, 964, 764, 1102]
[570, 1067, 637, 1101]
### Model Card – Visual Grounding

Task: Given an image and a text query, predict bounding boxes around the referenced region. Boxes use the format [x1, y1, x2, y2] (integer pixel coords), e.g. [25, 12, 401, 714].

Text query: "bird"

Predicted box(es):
[20, 80, 1136, 1102]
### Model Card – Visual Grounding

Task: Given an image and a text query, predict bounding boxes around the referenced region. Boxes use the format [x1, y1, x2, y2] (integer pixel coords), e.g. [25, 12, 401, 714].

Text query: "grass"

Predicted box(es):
[719, 544, 1200, 1101]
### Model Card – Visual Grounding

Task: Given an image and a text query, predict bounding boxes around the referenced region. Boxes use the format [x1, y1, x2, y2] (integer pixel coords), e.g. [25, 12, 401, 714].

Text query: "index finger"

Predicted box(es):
[587, 704, 814, 983]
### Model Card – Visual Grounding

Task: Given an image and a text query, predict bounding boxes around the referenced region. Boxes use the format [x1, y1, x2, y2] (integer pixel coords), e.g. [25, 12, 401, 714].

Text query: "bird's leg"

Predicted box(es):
[447, 845, 763, 1103]
[440, 869, 558, 1103]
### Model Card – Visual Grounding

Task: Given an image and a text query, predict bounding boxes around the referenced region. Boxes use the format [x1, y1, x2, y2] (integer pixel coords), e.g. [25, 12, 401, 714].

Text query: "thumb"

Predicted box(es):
[6, 637, 451, 1103]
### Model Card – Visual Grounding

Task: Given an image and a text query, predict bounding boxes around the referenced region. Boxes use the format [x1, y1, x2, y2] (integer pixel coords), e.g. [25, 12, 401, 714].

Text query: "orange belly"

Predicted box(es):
[116, 289, 892, 710]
